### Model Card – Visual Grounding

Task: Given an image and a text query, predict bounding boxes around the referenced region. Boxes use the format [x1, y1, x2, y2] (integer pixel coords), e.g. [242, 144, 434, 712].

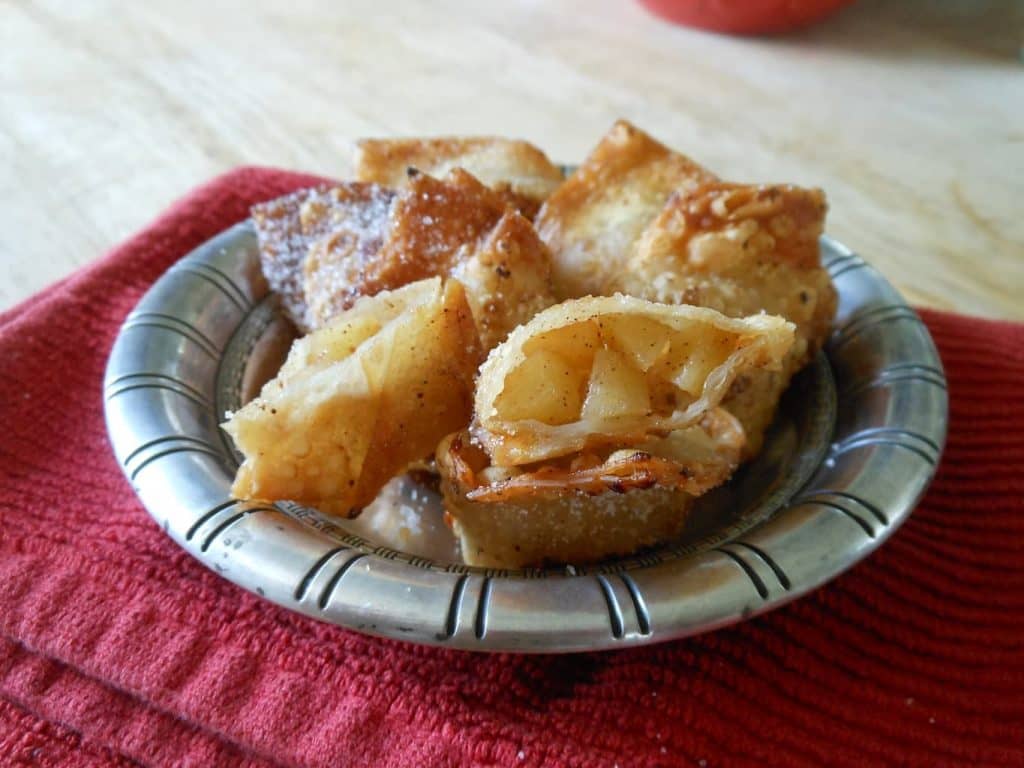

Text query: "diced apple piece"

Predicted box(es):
[671, 357, 715, 396]
[495, 348, 587, 425]
[523, 319, 601, 372]
[661, 329, 732, 396]
[581, 347, 651, 421]
[599, 315, 672, 372]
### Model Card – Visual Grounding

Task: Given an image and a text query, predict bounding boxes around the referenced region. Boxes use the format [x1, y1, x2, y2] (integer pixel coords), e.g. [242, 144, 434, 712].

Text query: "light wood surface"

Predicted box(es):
[2, 0, 1022, 318]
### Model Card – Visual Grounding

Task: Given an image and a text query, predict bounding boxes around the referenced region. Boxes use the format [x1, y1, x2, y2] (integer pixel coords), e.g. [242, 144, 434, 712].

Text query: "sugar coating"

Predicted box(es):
[251, 183, 396, 332]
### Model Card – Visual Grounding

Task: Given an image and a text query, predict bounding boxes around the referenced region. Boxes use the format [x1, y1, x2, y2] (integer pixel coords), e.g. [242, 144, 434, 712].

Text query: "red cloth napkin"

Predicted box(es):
[1, 168, 1022, 768]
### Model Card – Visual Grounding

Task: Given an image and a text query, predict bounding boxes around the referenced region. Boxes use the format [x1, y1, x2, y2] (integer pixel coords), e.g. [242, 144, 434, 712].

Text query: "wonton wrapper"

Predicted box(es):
[251, 183, 396, 332]
[535, 120, 717, 298]
[473, 294, 794, 467]
[223, 277, 481, 516]
[437, 409, 744, 568]
[612, 182, 836, 455]
[305, 168, 556, 350]
[354, 136, 564, 219]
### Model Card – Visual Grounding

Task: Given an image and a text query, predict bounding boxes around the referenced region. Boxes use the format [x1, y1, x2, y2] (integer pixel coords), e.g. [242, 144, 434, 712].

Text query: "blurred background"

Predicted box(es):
[2, 0, 1021, 317]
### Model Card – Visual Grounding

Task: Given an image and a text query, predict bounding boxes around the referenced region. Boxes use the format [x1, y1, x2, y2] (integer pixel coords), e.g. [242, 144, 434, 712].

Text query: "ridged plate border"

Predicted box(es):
[103, 222, 947, 652]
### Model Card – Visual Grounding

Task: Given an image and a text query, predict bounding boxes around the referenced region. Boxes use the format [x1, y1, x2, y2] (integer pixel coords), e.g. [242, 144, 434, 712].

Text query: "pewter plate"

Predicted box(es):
[103, 223, 947, 652]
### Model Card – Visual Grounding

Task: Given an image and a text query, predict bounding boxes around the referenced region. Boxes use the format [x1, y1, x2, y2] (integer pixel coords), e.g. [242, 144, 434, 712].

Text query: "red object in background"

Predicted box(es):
[639, 0, 856, 34]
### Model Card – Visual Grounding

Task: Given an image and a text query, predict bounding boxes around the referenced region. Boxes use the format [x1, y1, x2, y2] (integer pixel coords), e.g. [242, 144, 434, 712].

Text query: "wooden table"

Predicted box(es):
[3, 0, 1021, 318]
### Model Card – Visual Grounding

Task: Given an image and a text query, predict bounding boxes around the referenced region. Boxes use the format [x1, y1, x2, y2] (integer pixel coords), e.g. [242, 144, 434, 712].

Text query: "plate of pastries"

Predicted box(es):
[104, 121, 947, 651]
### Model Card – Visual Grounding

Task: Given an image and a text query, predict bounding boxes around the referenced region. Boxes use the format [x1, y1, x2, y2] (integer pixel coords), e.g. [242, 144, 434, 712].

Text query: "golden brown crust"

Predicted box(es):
[612, 181, 836, 455]
[446, 483, 695, 569]
[436, 409, 742, 568]
[245, 123, 839, 568]
[354, 136, 564, 218]
[718, 368, 791, 458]
[622, 183, 829, 306]
[536, 120, 717, 298]
[371, 169, 508, 290]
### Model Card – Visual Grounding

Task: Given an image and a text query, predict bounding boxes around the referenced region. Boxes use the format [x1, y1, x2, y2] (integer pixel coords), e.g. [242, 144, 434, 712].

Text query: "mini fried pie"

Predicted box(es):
[536, 120, 717, 298]
[437, 295, 794, 567]
[223, 277, 482, 517]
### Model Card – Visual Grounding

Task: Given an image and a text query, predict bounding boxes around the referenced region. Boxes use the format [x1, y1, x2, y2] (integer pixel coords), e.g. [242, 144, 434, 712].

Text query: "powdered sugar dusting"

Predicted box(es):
[304, 184, 397, 325]
[252, 183, 396, 331]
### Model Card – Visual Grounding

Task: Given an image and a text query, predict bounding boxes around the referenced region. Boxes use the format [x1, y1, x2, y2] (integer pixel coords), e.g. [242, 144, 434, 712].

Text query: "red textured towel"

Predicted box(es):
[1, 168, 1022, 768]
